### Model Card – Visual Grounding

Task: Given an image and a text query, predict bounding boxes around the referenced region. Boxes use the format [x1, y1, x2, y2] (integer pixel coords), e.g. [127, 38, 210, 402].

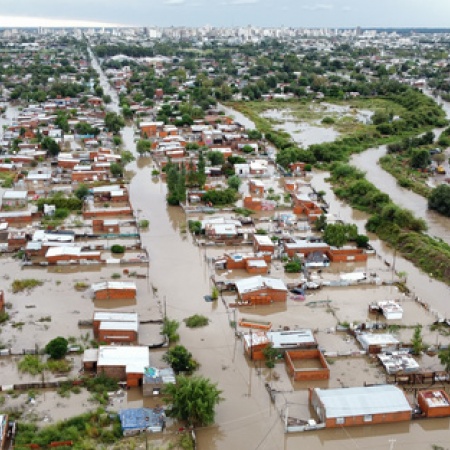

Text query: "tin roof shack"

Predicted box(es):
[84, 345, 150, 387]
[143, 367, 176, 397]
[378, 352, 420, 375]
[91, 282, 137, 300]
[310, 385, 412, 428]
[285, 349, 330, 381]
[235, 275, 287, 305]
[243, 329, 317, 361]
[417, 390, 450, 418]
[119, 408, 165, 435]
[356, 333, 400, 354]
[93, 311, 139, 344]
[370, 301, 403, 320]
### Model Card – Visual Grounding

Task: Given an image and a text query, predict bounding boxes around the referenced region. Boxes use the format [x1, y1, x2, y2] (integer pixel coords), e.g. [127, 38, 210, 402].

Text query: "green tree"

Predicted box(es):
[104, 112, 125, 134]
[74, 184, 89, 200]
[323, 223, 356, 248]
[163, 375, 223, 426]
[411, 325, 424, 355]
[197, 151, 207, 189]
[428, 184, 450, 217]
[227, 175, 242, 191]
[438, 346, 450, 372]
[45, 337, 68, 359]
[161, 318, 180, 343]
[410, 148, 430, 169]
[136, 139, 151, 156]
[207, 151, 225, 166]
[110, 162, 123, 177]
[163, 345, 198, 374]
[41, 137, 61, 157]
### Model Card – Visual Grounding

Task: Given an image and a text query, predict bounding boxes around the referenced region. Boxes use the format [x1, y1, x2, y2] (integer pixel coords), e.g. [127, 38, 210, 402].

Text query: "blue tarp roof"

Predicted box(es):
[119, 408, 165, 432]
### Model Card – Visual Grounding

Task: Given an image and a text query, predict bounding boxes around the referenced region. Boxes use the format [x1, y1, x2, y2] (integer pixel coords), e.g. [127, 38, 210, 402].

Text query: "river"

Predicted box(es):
[81, 60, 450, 449]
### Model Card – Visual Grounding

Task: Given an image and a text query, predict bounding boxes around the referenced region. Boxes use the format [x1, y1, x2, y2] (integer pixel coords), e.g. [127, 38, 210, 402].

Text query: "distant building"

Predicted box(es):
[418, 390, 450, 418]
[142, 366, 176, 397]
[235, 275, 287, 305]
[91, 281, 137, 300]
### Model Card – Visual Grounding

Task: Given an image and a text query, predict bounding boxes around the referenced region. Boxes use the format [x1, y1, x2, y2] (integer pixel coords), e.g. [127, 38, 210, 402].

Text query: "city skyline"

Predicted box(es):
[1, 0, 450, 29]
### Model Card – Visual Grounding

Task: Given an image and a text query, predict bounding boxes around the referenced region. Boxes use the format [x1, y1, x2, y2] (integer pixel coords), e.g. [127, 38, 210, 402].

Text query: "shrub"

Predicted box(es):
[284, 259, 302, 273]
[45, 337, 69, 359]
[184, 314, 209, 328]
[111, 244, 125, 254]
[139, 219, 150, 228]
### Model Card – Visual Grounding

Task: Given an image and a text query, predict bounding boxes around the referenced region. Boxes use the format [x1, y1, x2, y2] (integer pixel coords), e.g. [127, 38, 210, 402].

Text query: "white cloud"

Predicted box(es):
[301, 4, 333, 11]
[228, 0, 260, 4]
[164, 0, 186, 4]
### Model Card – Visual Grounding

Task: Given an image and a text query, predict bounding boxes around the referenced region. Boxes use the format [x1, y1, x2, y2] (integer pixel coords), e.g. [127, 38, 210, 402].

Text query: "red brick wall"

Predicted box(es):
[285, 349, 330, 381]
[94, 288, 136, 300]
[98, 329, 137, 344]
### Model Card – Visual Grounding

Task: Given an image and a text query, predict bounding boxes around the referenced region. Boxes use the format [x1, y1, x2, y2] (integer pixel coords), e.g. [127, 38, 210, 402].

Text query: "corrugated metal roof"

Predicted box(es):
[235, 275, 287, 294]
[91, 281, 137, 292]
[315, 385, 412, 418]
[97, 345, 149, 374]
[99, 321, 138, 332]
[119, 408, 165, 432]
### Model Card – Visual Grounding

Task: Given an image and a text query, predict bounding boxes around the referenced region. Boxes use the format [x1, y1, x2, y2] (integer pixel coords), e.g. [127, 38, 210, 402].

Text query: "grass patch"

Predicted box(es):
[11, 279, 44, 293]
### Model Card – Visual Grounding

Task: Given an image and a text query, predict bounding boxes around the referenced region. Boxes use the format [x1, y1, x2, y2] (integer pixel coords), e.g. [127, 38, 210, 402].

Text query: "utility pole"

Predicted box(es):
[163, 295, 167, 320]
[389, 439, 396, 450]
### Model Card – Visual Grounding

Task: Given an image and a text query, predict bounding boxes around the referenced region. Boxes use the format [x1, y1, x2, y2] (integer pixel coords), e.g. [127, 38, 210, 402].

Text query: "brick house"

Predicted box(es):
[252, 234, 275, 254]
[92, 219, 120, 234]
[243, 329, 317, 361]
[417, 390, 450, 418]
[235, 276, 287, 305]
[310, 385, 412, 428]
[285, 349, 330, 381]
[91, 281, 137, 301]
[83, 345, 150, 387]
[93, 311, 139, 344]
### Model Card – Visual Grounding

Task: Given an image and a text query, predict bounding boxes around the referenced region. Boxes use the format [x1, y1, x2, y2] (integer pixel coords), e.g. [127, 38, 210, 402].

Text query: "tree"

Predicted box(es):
[45, 337, 68, 359]
[428, 184, 450, 217]
[41, 137, 60, 157]
[410, 148, 430, 169]
[110, 162, 123, 177]
[161, 318, 180, 343]
[438, 347, 450, 372]
[163, 345, 198, 374]
[74, 184, 89, 200]
[207, 151, 225, 166]
[136, 139, 151, 156]
[104, 112, 125, 134]
[411, 325, 424, 355]
[197, 151, 207, 189]
[323, 223, 357, 248]
[163, 375, 223, 426]
[227, 175, 242, 191]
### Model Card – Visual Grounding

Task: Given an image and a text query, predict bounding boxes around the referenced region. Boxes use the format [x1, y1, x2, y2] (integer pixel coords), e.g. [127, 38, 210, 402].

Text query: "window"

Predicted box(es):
[336, 417, 345, 425]
[363, 415, 373, 422]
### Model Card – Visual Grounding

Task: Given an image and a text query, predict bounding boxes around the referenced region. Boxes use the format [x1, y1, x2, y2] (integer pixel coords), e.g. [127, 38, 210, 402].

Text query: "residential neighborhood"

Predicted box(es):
[0, 25, 449, 450]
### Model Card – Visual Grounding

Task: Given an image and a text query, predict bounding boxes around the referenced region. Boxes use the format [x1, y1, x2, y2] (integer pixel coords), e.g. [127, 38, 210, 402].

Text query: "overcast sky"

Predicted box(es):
[1, 0, 450, 28]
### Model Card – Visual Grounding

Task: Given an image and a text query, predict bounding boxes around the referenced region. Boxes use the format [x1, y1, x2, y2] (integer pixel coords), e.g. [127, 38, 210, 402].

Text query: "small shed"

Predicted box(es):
[418, 390, 450, 418]
[119, 408, 165, 435]
[142, 367, 176, 397]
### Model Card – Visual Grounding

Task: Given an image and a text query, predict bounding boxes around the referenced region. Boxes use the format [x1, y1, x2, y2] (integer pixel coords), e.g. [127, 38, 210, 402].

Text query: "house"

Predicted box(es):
[310, 385, 412, 428]
[417, 390, 450, 418]
[235, 275, 288, 305]
[243, 329, 317, 360]
[370, 301, 403, 320]
[252, 234, 275, 254]
[142, 367, 176, 397]
[248, 179, 265, 196]
[1, 190, 27, 208]
[219, 253, 271, 274]
[83, 345, 150, 387]
[378, 352, 420, 374]
[119, 408, 165, 435]
[45, 246, 101, 264]
[93, 311, 139, 344]
[91, 282, 137, 300]
[356, 333, 400, 354]
[283, 239, 330, 259]
[92, 219, 120, 234]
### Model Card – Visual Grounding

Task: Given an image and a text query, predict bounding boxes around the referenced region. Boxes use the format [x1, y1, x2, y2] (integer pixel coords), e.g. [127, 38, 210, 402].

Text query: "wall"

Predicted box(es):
[97, 364, 126, 380]
[97, 329, 137, 344]
[94, 288, 136, 301]
[240, 288, 287, 304]
[285, 349, 330, 381]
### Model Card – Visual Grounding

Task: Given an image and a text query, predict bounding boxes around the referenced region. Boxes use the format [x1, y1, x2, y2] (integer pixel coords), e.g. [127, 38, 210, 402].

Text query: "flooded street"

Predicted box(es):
[0, 62, 449, 450]
[351, 145, 450, 245]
